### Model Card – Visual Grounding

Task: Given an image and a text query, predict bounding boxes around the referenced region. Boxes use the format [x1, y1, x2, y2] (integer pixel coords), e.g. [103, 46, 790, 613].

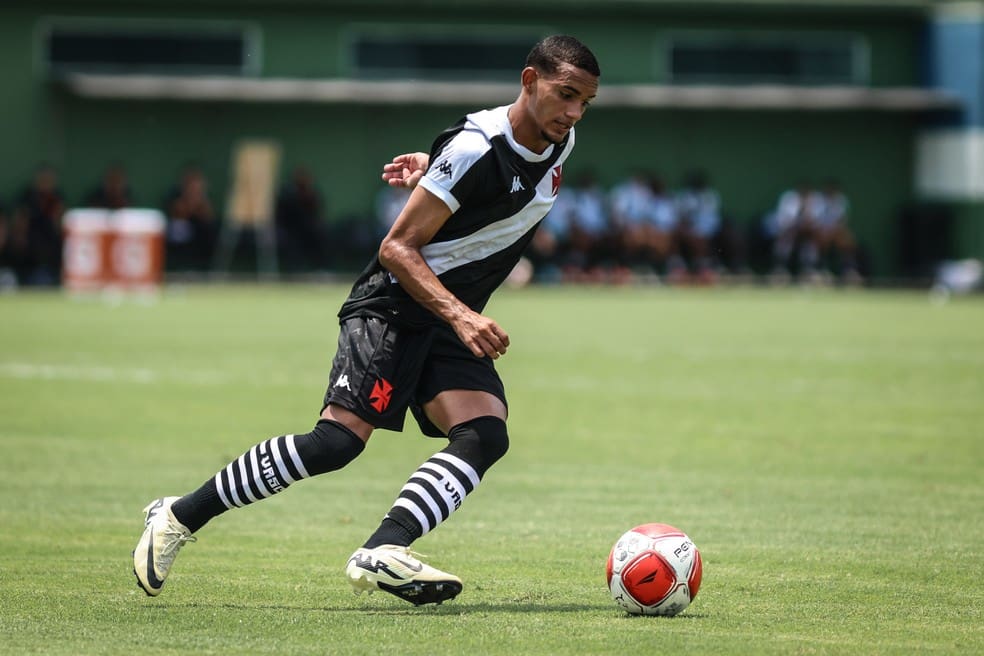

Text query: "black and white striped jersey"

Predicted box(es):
[339, 104, 575, 327]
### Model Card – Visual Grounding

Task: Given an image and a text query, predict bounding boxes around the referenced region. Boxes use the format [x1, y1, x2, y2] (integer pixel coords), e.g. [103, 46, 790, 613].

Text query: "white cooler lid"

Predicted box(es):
[113, 209, 166, 233]
[64, 208, 112, 232]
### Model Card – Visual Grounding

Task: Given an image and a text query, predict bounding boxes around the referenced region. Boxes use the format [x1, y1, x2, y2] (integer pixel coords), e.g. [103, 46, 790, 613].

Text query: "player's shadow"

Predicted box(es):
[339, 601, 616, 615]
[339, 602, 706, 618]
[149, 601, 704, 618]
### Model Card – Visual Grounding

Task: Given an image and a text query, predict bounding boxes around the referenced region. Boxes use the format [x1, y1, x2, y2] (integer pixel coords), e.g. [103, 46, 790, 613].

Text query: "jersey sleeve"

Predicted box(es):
[418, 129, 491, 213]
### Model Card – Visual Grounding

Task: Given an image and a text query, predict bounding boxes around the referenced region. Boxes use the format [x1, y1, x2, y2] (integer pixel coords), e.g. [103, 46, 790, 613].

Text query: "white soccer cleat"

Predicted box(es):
[132, 496, 196, 596]
[345, 545, 463, 606]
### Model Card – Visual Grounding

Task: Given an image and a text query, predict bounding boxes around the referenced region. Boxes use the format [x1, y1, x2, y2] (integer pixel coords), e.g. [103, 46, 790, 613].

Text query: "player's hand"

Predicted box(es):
[381, 152, 430, 189]
[452, 310, 510, 360]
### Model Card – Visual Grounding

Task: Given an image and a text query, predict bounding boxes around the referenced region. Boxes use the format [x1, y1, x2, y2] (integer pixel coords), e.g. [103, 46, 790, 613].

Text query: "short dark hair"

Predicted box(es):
[526, 35, 601, 78]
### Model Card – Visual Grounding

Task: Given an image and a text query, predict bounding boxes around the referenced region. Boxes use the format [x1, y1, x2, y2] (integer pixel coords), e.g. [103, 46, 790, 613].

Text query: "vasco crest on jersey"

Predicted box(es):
[551, 165, 562, 196]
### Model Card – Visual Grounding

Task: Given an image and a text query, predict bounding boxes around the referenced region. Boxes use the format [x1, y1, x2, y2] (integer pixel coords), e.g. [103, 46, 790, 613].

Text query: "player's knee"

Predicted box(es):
[293, 419, 366, 476]
[477, 417, 510, 465]
[448, 415, 509, 477]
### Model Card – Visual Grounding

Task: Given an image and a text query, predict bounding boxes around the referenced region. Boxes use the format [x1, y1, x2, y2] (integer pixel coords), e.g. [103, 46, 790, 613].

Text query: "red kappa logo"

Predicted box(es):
[551, 165, 563, 196]
[369, 378, 394, 413]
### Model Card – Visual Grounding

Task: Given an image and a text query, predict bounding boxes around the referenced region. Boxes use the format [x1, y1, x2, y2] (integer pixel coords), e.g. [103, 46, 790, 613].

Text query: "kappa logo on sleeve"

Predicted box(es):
[436, 161, 453, 177]
[369, 378, 394, 413]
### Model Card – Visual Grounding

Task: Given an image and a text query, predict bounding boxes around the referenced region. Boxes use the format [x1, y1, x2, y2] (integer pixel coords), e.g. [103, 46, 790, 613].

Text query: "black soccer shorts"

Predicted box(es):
[322, 315, 506, 436]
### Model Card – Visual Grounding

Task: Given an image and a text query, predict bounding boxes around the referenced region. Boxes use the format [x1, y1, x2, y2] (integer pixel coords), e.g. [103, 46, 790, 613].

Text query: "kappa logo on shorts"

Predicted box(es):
[369, 378, 394, 413]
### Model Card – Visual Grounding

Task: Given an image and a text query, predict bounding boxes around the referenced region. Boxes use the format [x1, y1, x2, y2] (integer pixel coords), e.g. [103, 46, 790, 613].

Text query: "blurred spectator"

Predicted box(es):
[676, 170, 744, 281]
[567, 170, 616, 279]
[0, 204, 18, 290]
[645, 175, 679, 274]
[18, 164, 66, 285]
[610, 171, 663, 273]
[674, 170, 724, 281]
[275, 166, 330, 272]
[811, 179, 861, 283]
[164, 165, 218, 271]
[374, 184, 412, 242]
[0, 205, 8, 262]
[3, 206, 33, 286]
[85, 163, 133, 210]
[527, 184, 574, 282]
[763, 180, 818, 280]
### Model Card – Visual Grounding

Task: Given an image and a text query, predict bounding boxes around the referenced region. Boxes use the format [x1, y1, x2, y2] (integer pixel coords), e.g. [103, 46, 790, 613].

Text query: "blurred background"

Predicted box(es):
[0, 0, 981, 291]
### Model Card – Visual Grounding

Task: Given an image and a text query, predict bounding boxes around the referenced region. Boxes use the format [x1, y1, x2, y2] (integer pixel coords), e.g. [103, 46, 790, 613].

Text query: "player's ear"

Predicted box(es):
[520, 67, 538, 92]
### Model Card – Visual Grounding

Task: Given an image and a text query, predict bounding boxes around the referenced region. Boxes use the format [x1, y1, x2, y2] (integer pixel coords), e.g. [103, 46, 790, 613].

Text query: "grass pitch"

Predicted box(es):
[1, 284, 982, 655]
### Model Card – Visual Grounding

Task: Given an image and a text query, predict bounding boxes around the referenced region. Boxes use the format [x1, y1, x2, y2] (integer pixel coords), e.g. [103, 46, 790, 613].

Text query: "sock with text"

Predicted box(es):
[363, 416, 509, 549]
[170, 419, 365, 533]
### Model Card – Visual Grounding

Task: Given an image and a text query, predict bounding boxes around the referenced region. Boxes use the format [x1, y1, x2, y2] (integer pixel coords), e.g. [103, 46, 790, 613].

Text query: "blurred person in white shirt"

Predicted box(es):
[675, 170, 724, 282]
[610, 171, 674, 277]
[812, 179, 861, 283]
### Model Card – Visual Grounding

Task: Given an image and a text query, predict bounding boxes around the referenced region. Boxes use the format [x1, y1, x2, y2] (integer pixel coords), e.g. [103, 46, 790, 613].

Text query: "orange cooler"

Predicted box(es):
[62, 209, 112, 292]
[110, 209, 166, 291]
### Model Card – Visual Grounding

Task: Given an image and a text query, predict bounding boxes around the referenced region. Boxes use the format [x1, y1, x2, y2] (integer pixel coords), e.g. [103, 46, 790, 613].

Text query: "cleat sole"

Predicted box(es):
[347, 571, 378, 594]
[377, 580, 463, 606]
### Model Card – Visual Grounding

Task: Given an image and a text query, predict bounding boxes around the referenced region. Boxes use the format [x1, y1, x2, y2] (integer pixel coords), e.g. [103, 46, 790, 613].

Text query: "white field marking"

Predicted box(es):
[0, 362, 160, 384]
[0, 362, 321, 387]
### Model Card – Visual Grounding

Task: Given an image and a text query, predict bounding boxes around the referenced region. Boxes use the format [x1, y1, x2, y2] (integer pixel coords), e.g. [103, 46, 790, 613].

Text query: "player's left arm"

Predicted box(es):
[378, 185, 510, 360]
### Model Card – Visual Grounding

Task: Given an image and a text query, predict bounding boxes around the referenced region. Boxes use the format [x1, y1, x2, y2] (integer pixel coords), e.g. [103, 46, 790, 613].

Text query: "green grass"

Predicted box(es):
[1, 284, 982, 655]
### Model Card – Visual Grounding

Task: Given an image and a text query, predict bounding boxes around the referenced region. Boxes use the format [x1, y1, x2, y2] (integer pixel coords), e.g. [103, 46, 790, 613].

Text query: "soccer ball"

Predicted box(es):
[606, 523, 703, 616]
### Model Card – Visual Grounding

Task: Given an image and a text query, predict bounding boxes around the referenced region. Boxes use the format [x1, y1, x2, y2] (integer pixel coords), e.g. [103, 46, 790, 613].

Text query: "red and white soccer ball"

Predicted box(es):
[606, 523, 703, 616]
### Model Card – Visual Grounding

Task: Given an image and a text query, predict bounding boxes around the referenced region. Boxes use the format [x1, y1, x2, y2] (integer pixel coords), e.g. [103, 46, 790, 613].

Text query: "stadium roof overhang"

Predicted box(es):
[61, 73, 961, 112]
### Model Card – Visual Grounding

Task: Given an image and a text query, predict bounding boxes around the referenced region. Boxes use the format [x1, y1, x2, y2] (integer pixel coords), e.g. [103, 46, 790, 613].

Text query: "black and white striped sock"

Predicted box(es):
[363, 452, 482, 549]
[363, 416, 508, 549]
[391, 452, 481, 537]
[170, 420, 364, 533]
[213, 434, 309, 509]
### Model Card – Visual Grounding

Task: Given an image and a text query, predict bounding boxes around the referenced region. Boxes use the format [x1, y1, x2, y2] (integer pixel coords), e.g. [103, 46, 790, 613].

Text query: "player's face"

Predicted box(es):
[528, 63, 598, 146]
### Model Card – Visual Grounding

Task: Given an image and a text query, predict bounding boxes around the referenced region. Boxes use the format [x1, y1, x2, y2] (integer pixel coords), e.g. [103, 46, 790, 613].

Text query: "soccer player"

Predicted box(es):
[132, 35, 600, 606]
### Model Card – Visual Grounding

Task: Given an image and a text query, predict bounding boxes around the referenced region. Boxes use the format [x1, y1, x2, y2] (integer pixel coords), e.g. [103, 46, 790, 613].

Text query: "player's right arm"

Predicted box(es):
[378, 185, 510, 360]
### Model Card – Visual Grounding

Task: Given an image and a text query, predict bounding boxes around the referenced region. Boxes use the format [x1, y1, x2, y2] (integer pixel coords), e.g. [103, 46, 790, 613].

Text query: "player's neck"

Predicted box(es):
[507, 102, 550, 154]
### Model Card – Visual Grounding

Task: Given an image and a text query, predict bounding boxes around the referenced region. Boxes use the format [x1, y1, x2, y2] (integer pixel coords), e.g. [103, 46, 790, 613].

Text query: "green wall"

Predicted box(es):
[1, 7, 52, 194]
[951, 203, 984, 262]
[0, 1, 932, 276]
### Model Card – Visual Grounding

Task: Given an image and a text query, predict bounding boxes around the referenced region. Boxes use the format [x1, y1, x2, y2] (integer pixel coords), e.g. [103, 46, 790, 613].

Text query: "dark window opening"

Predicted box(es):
[46, 26, 251, 75]
[352, 34, 536, 80]
[670, 37, 861, 85]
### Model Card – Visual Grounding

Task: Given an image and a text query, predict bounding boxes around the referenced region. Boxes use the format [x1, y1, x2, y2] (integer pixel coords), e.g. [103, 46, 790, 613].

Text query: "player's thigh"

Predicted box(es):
[322, 316, 432, 433]
[422, 389, 507, 436]
[414, 327, 508, 435]
[320, 403, 374, 442]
